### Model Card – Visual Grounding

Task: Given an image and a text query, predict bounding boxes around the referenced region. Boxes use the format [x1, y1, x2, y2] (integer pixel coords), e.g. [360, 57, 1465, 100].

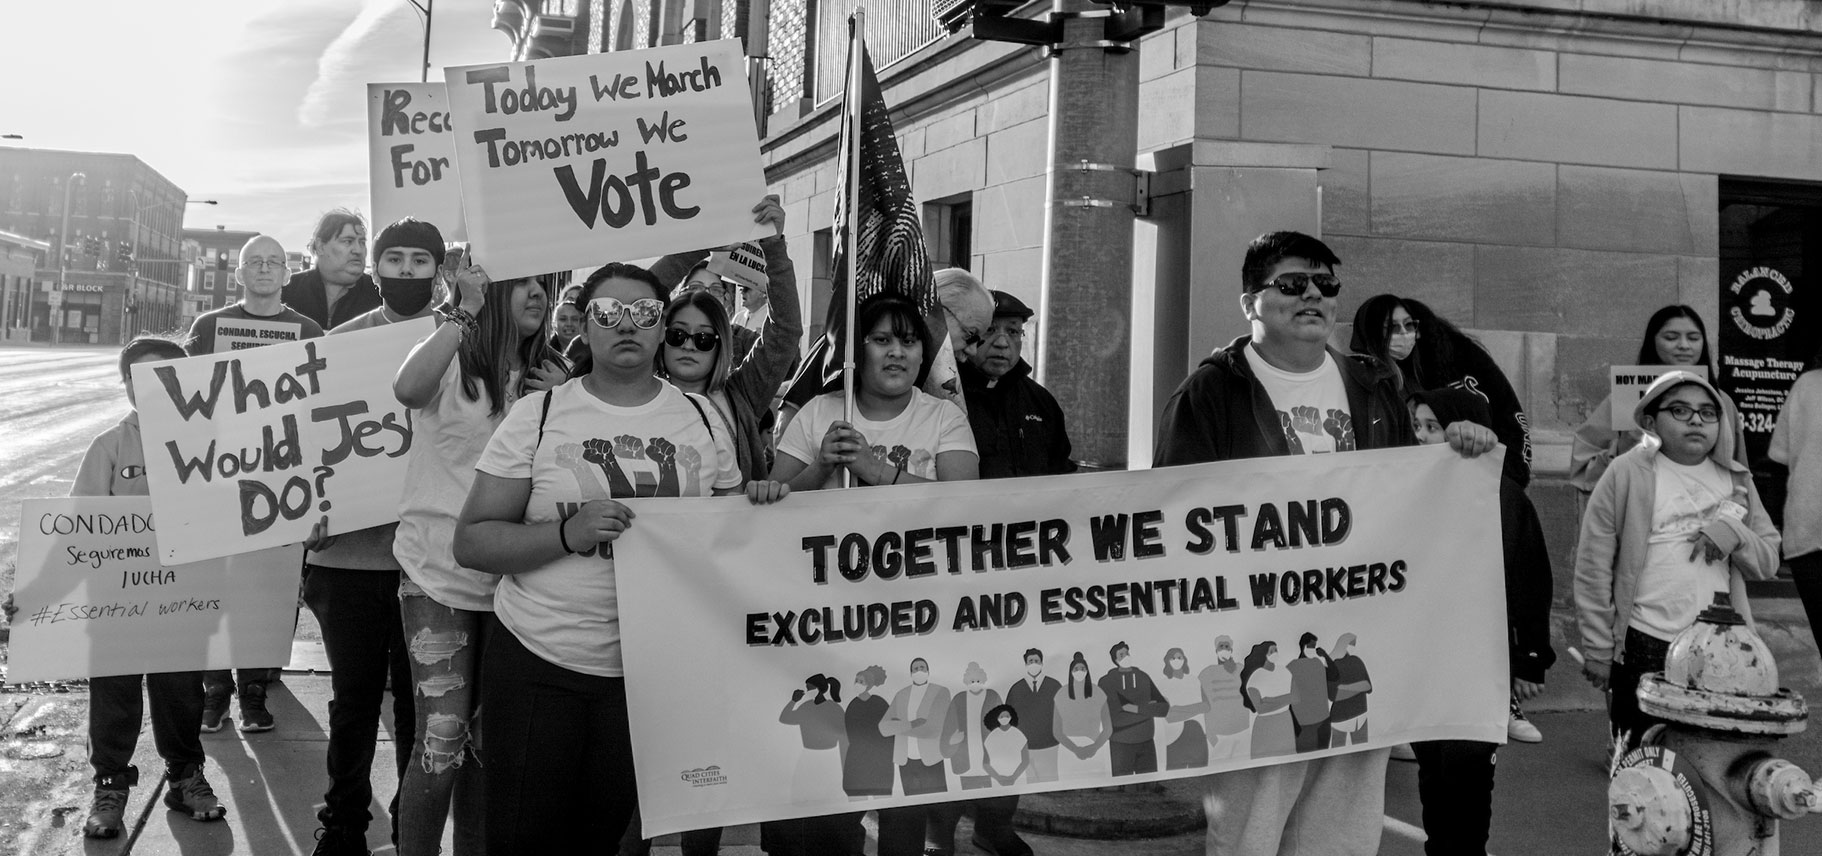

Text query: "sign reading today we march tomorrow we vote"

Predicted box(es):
[443, 40, 773, 281]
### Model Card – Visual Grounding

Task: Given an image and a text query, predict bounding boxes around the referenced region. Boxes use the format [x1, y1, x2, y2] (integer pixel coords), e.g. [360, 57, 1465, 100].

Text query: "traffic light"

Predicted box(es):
[115, 240, 134, 271]
[82, 234, 103, 258]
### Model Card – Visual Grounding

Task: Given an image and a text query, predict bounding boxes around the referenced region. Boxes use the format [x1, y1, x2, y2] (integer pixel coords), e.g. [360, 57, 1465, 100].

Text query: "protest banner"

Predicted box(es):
[369, 82, 468, 241]
[1611, 364, 1709, 431]
[442, 40, 771, 281]
[615, 445, 1506, 836]
[9, 497, 300, 682]
[132, 318, 433, 564]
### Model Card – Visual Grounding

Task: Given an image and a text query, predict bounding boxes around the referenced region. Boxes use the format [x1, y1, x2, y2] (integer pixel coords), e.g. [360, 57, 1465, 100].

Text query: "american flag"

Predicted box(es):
[781, 29, 937, 408]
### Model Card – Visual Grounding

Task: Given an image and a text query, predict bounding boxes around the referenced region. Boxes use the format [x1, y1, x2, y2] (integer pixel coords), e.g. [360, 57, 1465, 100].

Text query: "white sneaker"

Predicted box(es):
[1508, 700, 1543, 743]
[1390, 743, 1417, 762]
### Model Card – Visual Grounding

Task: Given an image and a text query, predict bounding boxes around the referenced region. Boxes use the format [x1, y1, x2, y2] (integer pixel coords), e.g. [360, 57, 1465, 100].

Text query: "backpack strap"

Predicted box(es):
[534, 389, 555, 453]
[684, 392, 715, 440]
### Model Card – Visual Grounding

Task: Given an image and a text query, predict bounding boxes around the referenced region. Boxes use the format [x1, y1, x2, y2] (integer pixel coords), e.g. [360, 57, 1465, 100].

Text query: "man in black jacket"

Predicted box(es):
[282, 209, 381, 330]
[961, 290, 1075, 479]
[1154, 231, 1498, 855]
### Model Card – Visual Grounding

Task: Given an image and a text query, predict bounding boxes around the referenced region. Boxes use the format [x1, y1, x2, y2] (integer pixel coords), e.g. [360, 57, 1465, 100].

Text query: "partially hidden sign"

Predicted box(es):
[132, 318, 432, 564]
[1610, 364, 1709, 432]
[9, 497, 300, 682]
[369, 82, 468, 240]
[613, 445, 1507, 836]
[443, 40, 771, 281]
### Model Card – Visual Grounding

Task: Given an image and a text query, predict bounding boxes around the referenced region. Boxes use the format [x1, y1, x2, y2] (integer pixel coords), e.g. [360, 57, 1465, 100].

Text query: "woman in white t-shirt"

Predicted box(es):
[453, 262, 785, 853]
[390, 256, 562, 855]
[769, 293, 978, 855]
[772, 294, 979, 490]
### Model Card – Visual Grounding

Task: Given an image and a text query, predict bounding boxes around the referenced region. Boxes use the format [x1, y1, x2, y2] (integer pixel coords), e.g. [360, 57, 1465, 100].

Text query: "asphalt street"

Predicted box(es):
[5, 343, 1822, 854]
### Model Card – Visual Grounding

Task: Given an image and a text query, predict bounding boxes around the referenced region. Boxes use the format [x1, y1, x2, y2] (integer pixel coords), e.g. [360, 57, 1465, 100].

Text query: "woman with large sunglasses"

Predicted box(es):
[454, 261, 786, 853]
[654, 195, 800, 483]
[390, 256, 563, 855]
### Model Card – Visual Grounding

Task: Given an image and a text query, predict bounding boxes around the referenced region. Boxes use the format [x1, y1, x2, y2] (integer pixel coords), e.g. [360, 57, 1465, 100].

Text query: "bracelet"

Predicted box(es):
[436, 305, 480, 339]
[557, 514, 577, 554]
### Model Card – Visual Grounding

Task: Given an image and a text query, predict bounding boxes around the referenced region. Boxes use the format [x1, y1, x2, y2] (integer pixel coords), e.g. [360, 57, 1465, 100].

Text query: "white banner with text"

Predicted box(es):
[9, 497, 300, 682]
[615, 446, 1508, 836]
[442, 40, 770, 281]
[132, 319, 431, 563]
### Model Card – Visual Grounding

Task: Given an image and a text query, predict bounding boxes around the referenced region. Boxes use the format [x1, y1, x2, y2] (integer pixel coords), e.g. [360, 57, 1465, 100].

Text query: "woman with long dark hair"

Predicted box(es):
[653, 196, 800, 482]
[1053, 652, 1110, 781]
[1570, 304, 1718, 493]
[391, 259, 562, 855]
[453, 261, 786, 853]
[1351, 294, 1532, 487]
[1240, 641, 1293, 760]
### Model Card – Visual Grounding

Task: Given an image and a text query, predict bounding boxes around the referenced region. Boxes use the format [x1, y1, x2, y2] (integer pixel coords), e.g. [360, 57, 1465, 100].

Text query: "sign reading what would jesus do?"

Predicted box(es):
[132, 319, 432, 564]
[443, 40, 772, 281]
[614, 445, 1509, 837]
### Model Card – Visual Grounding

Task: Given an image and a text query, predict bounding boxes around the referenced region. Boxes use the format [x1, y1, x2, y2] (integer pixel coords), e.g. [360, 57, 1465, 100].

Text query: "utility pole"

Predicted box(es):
[410, 0, 435, 82]
[53, 172, 84, 347]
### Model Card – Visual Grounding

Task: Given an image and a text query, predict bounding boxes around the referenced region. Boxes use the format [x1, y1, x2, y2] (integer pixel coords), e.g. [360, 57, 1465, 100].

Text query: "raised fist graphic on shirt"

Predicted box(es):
[582, 437, 635, 497]
[554, 443, 610, 500]
[1289, 406, 1323, 438]
[677, 444, 703, 495]
[1323, 409, 1356, 452]
[1278, 411, 1306, 455]
[646, 437, 680, 497]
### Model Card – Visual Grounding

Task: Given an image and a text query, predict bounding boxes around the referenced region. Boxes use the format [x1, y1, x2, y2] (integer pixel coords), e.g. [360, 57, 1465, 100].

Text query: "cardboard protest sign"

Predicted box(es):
[133, 318, 432, 564]
[213, 316, 312, 351]
[369, 82, 468, 240]
[707, 242, 767, 291]
[9, 497, 300, 682]
[614, 445, 1506, 836]
[443, 40, 771, 281]
[1611, 364, 1709, 431]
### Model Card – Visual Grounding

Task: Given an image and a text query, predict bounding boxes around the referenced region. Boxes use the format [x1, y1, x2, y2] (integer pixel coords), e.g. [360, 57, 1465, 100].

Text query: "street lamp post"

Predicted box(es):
[125, 192, 217, 339]
[53, 172, 85, 347]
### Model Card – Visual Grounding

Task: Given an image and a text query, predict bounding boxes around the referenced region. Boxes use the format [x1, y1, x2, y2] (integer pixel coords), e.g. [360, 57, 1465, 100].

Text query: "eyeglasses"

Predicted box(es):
[1386, 319, 1419, 335]
[664, 327, 720, 351]
[941, 305, 984, 350]
[241, 258, 286, 270]
[1256, 273, 1342, 298]
[985, 327, 1025, 344]
[1656, 403, 1721, 425]
[585, 297, 664, 329]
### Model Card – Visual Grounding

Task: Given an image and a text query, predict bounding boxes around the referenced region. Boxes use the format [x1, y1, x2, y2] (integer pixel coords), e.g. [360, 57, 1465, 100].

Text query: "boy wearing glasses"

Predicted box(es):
[1155, 231, 1499, 855]
[1575, 371, 1781, 749]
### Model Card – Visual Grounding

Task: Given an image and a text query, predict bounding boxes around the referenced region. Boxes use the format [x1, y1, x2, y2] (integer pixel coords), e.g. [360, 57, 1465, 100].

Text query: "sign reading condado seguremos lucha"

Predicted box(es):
[1718, 263, 1806, 461]
[613, 445, 1508, 837]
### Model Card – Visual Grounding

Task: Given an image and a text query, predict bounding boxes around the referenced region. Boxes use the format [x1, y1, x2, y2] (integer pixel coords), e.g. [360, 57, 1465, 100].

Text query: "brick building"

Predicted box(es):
[182, 227, 262, 313]
[0, 148, 191, 345]
[484, 0, 1822, 478]
[0, 229, 49, 344]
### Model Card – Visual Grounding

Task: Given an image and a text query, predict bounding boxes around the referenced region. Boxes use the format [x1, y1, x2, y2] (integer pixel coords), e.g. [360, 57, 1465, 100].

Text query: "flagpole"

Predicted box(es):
[841, 7, 865, 487]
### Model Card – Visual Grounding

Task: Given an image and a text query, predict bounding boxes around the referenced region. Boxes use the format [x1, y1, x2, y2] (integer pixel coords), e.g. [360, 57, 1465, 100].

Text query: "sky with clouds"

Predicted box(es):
[1, 0, 508, 253]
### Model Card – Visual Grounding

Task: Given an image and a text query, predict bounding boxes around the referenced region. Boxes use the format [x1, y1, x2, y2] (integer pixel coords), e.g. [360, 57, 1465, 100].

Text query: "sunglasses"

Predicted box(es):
[1386, 319, 1420, 335]
[1256, 273, 1342, 298]
[585, 297, 664, 329]
[664, 327, 720, 351]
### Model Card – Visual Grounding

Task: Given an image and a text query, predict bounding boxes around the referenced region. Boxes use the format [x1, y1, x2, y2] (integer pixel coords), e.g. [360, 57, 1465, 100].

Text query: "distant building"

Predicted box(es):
[182, 227, 261, 313]
[0, 229, 49, 345]
[0, 147, 193, 344]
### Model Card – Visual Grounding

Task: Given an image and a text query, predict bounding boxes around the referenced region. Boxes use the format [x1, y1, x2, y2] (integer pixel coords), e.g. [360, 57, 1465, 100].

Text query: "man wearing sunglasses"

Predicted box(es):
[1154, 231, 1497, 856]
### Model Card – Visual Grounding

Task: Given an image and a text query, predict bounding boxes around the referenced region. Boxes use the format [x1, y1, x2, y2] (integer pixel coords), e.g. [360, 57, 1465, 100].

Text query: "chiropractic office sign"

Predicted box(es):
[133, 319, 432, 564]
[615, 446, 1508, 836]
[443, 40, 771, 281]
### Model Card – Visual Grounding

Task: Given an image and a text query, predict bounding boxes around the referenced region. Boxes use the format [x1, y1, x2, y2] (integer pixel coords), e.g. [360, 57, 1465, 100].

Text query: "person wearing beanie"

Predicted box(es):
[1574, 371, 1781, 753]
[1404, 386, 1557, 856]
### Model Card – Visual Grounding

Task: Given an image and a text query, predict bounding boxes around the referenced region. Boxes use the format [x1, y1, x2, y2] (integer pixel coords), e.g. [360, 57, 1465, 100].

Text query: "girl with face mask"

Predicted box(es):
[1053, 652, 1111, 782]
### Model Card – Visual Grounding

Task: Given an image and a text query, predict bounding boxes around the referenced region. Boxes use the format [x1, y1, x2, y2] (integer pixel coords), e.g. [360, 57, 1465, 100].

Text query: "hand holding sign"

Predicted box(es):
[452, 252, 489, 315]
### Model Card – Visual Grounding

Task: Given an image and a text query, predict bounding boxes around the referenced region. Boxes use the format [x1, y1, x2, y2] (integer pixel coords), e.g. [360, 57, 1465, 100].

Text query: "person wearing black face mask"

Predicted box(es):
[302, 216, 447, 854]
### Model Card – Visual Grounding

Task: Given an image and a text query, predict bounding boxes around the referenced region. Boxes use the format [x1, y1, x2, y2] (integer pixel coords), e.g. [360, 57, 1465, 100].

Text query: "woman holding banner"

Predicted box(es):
[391, 258, 562, 856]
[454, 261, 787, 853]
[768, 292, 980, 856]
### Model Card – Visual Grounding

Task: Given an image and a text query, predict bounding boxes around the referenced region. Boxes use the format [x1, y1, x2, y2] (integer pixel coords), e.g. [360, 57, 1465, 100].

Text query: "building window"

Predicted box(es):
[808, 227, 833, 341]
[924, 194, 973, 271]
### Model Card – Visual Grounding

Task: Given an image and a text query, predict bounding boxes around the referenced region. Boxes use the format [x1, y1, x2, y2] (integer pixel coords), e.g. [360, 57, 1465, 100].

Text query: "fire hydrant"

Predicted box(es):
[1609, 594, 1822, 855]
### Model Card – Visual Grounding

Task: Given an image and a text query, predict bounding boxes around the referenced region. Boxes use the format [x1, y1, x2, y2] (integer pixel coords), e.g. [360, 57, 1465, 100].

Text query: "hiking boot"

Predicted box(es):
[1508, 698, 1543, 744]
[83, 786, 131, 838]
[312, 825, 373, 856]
[237, 684, 274, 732]
[200, 691, 230, 733]
[164, 764, 226, 822]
